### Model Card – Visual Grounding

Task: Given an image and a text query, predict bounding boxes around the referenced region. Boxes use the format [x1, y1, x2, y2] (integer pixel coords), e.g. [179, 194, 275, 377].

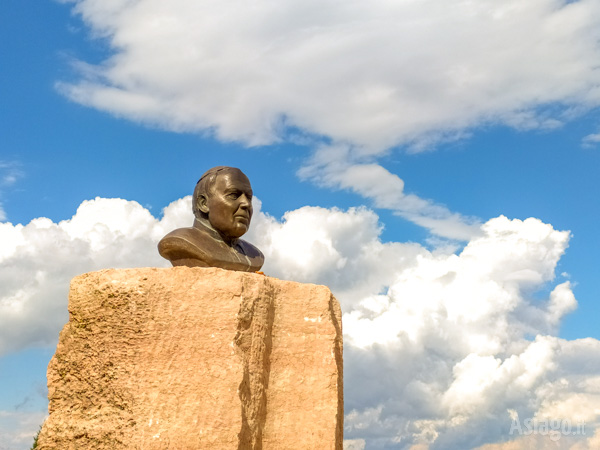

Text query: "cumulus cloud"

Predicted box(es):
[251, 205, 599, 448]
[61, 0, 600, 153]
[247, 202, 426, 305]
[0, 197, 191, 354]
[339, 216, 598, 448]
[1, 197, 598, 448]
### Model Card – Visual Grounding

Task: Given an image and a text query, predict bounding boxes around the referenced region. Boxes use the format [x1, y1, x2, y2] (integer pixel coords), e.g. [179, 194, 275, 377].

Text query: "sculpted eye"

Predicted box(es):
[227, 192, 240, 199]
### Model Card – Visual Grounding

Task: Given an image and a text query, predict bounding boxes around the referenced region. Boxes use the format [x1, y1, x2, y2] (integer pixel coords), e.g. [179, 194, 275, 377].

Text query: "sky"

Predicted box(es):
[1, 0, 600, 448]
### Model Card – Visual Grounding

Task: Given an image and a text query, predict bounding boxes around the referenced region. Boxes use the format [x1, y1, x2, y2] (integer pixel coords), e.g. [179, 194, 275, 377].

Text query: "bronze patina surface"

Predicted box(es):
[158, 166, 264, 271]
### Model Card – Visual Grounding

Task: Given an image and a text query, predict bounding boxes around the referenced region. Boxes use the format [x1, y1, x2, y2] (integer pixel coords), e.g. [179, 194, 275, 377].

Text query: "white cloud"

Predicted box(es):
[62, 0, 600, 153]
[338, 215, 595, 448]
[0, 197, 191, 355]
[250, 204, 599, 448]
[298, 147, 481, 239]
[0, 161, 22, 187]
[0, 410, 47, 450]
[344, 216, 572, 350]
[582, 132, 600, 148]
[59, 0, 600, 239]
[343, 439, 366, 450]
[1, 197, 598, 448]
[245, 202, 427, 309]
[0, 161, 24, 222]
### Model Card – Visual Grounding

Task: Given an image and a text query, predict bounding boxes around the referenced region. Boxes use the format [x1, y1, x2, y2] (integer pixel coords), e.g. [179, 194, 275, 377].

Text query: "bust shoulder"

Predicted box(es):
[158, 226, 264, 272]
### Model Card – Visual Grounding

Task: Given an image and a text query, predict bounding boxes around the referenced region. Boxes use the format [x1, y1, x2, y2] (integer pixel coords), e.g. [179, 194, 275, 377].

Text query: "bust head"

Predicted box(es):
[158, 166, 263, 271]
[192, 166, 253, 242]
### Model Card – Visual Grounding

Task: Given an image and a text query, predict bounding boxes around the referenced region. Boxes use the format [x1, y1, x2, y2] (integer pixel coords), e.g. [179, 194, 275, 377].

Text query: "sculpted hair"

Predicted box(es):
[192, 166, 236, 218]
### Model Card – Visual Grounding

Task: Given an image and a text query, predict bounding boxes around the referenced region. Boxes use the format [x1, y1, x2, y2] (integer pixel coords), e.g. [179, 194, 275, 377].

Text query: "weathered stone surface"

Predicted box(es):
[38, 267, 343, 449]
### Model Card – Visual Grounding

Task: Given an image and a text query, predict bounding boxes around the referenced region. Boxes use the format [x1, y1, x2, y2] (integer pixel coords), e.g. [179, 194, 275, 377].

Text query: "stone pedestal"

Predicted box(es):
[38, 267, 343, 449]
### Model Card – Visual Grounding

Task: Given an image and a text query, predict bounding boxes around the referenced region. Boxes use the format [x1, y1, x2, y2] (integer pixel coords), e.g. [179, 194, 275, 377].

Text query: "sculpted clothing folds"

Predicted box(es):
[158, 219, 264, 272]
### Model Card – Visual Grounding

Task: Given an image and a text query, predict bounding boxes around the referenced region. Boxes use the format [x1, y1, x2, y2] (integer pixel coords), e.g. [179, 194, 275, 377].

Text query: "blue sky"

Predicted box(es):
[1, 1, 600, 449]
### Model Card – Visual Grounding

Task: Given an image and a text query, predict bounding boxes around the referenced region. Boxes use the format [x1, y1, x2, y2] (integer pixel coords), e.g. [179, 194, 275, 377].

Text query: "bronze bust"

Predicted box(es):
[158, 166, 264, 272]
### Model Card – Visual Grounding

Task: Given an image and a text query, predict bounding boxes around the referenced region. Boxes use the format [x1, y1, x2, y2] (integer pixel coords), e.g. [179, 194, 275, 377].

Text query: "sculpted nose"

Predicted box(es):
[239, 194, 251, 209]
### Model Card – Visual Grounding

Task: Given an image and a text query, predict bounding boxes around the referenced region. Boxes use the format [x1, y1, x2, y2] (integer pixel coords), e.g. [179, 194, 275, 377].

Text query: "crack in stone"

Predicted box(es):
[234, 278, 275, 450]
[329, 293, 344, 449]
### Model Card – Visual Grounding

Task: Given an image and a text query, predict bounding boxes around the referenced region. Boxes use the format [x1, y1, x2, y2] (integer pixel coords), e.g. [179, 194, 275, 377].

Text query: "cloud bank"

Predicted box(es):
[0, 197, 186, 354]
[62, 0, 600, 153]
[58, 0, 600, 239]
[1, 197, 598, 448]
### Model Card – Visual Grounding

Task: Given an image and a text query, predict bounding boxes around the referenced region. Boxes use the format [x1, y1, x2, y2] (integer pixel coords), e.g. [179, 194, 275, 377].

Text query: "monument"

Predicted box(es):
[158, 166, 264, 272]
[37, 167, 343, 449]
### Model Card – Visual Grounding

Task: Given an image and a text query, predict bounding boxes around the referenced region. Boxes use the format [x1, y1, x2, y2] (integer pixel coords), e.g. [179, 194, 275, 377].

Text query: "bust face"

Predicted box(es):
[205, 169, 253, 240]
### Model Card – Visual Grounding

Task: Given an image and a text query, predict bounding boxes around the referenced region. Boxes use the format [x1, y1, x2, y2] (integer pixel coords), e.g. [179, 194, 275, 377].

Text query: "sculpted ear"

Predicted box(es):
[197, 194, 209, 214]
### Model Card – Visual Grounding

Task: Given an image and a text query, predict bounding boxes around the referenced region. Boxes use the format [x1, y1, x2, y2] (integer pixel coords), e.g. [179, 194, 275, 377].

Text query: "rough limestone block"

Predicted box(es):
[38, 267, 343, 449]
